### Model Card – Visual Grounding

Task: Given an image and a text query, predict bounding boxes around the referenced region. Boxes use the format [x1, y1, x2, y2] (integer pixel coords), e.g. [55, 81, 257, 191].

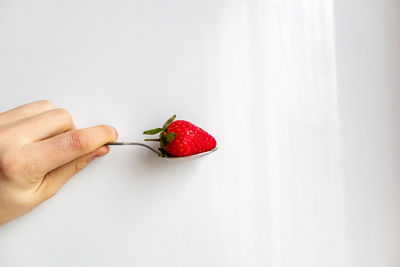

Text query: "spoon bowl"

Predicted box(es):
[161, 147, 218, 161]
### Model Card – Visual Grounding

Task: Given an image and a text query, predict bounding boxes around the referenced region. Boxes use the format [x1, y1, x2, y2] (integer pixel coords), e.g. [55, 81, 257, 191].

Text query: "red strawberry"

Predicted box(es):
[143, 115, 217, 157]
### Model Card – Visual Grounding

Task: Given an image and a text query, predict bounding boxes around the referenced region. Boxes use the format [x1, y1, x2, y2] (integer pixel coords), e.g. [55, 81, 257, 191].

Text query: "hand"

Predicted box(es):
[0, 100, 118, 226]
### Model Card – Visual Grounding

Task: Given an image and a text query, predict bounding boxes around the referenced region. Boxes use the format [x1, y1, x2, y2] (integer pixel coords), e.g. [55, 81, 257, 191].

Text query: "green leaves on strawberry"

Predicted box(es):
[143, 115, 177, 157]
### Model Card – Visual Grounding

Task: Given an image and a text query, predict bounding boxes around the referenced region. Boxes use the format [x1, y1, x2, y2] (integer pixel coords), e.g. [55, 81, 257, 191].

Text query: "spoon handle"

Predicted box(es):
[107, 142, 161, 156]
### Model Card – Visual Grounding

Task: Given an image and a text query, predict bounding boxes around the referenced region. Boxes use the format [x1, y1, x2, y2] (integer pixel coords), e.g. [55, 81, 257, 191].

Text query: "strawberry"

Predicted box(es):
[143, 115, 217, 157]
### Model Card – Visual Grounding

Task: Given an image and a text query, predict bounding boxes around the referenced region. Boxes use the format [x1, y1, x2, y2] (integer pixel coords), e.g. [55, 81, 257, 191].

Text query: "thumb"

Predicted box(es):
[36, 146, 110, 201]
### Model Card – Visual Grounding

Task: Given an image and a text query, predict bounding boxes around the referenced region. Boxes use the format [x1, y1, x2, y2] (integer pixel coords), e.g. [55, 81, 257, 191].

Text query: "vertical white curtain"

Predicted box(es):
[205, 0, 347, 266]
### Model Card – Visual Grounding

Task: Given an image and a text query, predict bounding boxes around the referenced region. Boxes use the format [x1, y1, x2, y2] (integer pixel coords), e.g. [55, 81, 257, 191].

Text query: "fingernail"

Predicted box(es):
[112, 127, 118, 139]
[94, 146, 110, 158]
[93, 151, 108, 159]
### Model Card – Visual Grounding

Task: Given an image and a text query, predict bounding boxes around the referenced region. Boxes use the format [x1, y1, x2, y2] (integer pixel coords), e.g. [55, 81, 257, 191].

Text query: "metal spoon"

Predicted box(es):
[107, 142, 218, 161]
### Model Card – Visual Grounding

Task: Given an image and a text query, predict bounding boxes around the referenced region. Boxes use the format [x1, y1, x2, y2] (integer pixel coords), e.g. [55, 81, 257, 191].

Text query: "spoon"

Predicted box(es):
[107, 142, 218, 161]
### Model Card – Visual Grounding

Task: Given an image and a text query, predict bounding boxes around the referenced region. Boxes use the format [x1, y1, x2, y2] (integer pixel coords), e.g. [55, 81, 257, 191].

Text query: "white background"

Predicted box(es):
[0, 0, 399, 266]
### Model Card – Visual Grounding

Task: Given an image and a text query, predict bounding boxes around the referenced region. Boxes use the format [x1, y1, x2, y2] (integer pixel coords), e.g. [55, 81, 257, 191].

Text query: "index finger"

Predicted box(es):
[23, 125, 118, 174]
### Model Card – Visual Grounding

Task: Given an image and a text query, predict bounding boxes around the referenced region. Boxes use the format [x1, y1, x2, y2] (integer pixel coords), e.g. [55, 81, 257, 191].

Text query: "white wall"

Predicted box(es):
[0, 0, 399, 266]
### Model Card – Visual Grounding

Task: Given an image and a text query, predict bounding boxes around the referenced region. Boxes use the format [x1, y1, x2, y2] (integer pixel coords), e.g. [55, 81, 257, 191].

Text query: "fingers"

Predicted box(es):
[24, 125, 117, 174]
[36, 146, 110, 201]
[0, 100, 55, 126]
[3, 108, 75, 144]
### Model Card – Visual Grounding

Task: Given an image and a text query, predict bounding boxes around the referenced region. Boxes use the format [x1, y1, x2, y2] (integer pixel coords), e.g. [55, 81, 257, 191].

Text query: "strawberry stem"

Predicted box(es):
[144, 138, 161, 141]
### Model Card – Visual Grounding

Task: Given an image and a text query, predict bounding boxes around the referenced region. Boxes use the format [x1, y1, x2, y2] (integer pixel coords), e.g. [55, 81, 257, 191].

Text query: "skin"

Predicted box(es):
[0, 100, 118, 226]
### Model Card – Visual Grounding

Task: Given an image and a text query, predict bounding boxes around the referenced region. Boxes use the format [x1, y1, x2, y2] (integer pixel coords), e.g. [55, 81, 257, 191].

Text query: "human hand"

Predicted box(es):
[0, 100, 118, 225]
